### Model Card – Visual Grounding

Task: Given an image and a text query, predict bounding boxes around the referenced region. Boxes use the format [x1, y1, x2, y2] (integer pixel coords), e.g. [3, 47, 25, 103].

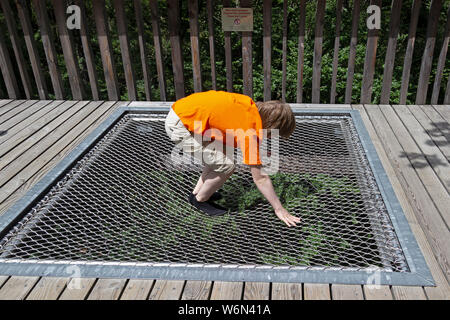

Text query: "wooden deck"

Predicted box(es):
[0, 100, 448, 300]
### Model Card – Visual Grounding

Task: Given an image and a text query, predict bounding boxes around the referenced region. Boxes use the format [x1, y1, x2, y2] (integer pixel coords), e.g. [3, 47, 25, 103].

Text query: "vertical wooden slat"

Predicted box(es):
[52, 0, 84, 100]
[32, 0, 64, 100]
[0, 0, 33, 98]
[113, 0, 137, 101]
[207, 0, 217, 90]
[281, 0, 288, 102]
[149, 0, 167, 101]
[75, 0, 100, 100]
[312, 0, 326, 103]
[241, 0, 253, 98]
[399, 0, 421, 104]
[188, 0, 202, 92]
[92, 0, 120, 101]
[360, 0, 381, 104]
[430, 5, 450, 104]
[330, 0, 343, 104]
[0, 29, 19, 98]
[415, 0, 443, 105]
[445, 73, 450, 104]
[296, 0, 306, 103]
[15, 0, 48, 99]
[223, 0, 233, 92]
[380, 0, 403, 104]
[134, 0, 152, 101]
[344, 0, 361, 104]
[167, 0, 185, 99]
[263, 0, 272, 101]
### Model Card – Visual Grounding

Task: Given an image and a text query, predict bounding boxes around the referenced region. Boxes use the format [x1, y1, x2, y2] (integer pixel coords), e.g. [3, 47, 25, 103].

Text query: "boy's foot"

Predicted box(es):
[188, 193, 227, 216]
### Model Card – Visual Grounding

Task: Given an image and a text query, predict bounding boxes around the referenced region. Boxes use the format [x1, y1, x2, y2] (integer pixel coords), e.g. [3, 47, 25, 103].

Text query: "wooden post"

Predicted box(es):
[281, 0, 288, 102]
[149, 0, 167, 101]
[360, 0, 381, 104]
[416, 0, 443, 105]
[296, 0, 306, 103]
[167, 0, 185, 99]
[92, 0, 120, 101]
[134, 0, 152, 101]
[207, 0, 217, 90]
[113, 0, 137, 101]
[241, 0, 253, 98]
[188, 0, 202, 92]
[223, 0, 233, 92]
[75, 0, 100, 100]
[330, 0, 343, 104]
[32, 0, 64, 100]
[16, 0, 48, 99]
[312, 0, 326, 103]
[52, 0, 84, 100]
[263, 0, 271, 101]
[0, 30, 19, 98]
[344, 0, 361, 104]
[380, 0, 402, 104]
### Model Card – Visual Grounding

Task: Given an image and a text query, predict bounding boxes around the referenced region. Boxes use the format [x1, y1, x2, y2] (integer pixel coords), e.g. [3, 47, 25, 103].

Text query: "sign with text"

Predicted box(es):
[221, 8, 253, 32]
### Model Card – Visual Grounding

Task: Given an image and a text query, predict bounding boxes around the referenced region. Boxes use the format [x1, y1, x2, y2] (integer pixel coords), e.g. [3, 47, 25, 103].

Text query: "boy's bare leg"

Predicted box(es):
[194, 169, 234, 202]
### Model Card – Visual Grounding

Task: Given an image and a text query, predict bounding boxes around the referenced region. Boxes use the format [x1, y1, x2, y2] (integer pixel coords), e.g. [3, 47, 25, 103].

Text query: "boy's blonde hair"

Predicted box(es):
[255, 100, 295, 138]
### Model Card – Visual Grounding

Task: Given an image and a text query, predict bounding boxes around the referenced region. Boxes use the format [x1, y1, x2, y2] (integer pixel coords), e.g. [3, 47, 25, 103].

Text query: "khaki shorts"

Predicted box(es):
[165, 108, 235, 175]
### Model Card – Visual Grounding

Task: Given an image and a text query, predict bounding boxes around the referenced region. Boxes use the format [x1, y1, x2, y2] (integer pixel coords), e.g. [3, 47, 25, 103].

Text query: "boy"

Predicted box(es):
[165, 90, 300, 227]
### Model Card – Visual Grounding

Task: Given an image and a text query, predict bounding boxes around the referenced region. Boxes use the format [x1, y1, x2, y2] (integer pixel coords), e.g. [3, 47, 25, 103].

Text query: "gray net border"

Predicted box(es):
[0, 106, 434, 286]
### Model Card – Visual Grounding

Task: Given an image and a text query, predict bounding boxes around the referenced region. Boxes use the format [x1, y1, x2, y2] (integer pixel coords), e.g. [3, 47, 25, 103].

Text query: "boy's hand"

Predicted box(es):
[274, 207, 300, 227]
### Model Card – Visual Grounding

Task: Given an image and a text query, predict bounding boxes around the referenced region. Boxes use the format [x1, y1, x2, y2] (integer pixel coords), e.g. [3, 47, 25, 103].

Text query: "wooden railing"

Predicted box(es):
[0, 0, 449, 104]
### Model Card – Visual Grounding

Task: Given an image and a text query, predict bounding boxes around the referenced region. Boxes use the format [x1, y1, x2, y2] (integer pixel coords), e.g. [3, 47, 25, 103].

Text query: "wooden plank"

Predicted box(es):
[188, 0, 202, 92]
[392, 286, 427, 300]
[32, 0, 64, 100]
[432, 104, 450, 123]
[380, 0, 403, 104]
[181, 281, 212, 300]
[354, 104, 450, 300]
[87, 279, 127, 300]
[134, 0, 152, 100]
[120, 279, 154, 300]
[58, 278, 97, 300]
[281, 0, 287, 102]
[311, 0, 326, 104]
[149, 0, 166, 101]
[26, 277, 68, 300]
[113, 0, 137, 101]
[210, 281, 243, 300]
[0, 99, 38, 125]
[331, 285, 364, 300]
[263, 0, 272, 101]
[0, 99, 13, 108]
[419, 105, 450, 141]
[52, 0, 85, 100]
[399, 0, 422, 104]
[207, 0, 217, 90]
[167, 0, 185, 99]
[92, 0, 120, 101]
[360, 0, 381, 104]
[15, 0, 48, 99]
[271, 283, 302, 300]
[344, 0, 361, 104]
[0, 29, 19, 99]
[431, 6, 450, 104]
[296, 0, 306, 103]
[303, 283, 330, 300]
[0, 276, 8, 288]
[243, 282, 270, 300]
[330, 0, 343, 104]
[75, 0, 100, 100]
[0, 101, 85, 169]
[0, 276, 39, 300]
[241, 0, 253, 98]
[223, 0, 233, 92]
[148, 280, 185, 300]
[0, 0, 33, 98]
[416, 0, 443, 105]
[363, 285, 393, 300]
[445, 75, 450, 104]
[365, 105, 450, 279]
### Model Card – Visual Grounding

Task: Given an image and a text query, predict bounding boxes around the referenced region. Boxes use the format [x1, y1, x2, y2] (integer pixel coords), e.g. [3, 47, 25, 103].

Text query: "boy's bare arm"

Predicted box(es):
[250, 166, 300, 227]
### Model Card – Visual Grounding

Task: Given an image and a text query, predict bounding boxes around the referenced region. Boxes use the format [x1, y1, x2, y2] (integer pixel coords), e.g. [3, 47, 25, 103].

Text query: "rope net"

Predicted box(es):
[0, 112, 408, 271]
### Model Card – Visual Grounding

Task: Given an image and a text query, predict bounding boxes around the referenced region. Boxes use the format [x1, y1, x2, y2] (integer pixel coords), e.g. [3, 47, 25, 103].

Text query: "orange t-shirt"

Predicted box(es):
[172, 90, 263, 165]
